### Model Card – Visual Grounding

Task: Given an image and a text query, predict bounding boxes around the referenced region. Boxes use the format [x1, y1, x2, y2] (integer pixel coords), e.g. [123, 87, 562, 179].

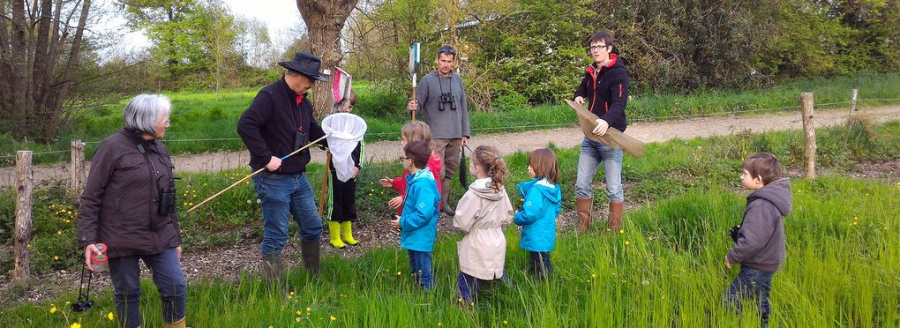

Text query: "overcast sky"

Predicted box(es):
[107, 0, 305, 54]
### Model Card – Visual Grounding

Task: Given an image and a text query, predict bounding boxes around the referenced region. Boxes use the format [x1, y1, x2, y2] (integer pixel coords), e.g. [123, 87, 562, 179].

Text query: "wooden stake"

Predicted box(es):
[800, 92, 816, 179]
[14, 151, 34, 281]
[70, 140, 85, 196]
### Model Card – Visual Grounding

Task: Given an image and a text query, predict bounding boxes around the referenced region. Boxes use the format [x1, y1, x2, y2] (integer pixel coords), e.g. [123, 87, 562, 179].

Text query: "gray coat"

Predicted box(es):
[727, 178, 792, 272]
[415, 71, 471, 139]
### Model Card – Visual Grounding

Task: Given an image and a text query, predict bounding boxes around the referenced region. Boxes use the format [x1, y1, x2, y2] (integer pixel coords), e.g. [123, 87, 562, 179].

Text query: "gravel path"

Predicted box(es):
[3, 105, 899, 188]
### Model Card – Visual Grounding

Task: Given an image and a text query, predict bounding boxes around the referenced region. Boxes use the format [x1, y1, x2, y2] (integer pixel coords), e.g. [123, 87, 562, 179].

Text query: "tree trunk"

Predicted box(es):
[0, 0, 92, 143]
[297, 0, 359, 119]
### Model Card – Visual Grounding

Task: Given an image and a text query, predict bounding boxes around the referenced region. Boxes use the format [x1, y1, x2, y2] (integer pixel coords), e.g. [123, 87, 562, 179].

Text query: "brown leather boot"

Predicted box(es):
[608, 202, 624, 231]
[300, 240, 321, 275]
[576, 197, 593, 234]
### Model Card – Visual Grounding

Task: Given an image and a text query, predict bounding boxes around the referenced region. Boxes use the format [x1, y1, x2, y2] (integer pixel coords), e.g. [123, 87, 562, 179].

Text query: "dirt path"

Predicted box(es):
[3, 106, 899, 188]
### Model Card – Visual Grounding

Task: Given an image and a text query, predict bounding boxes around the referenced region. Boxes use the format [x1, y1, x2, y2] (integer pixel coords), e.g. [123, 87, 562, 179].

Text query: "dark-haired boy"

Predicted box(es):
[390, 140, 441, 290]
[725, 152, 792, 325]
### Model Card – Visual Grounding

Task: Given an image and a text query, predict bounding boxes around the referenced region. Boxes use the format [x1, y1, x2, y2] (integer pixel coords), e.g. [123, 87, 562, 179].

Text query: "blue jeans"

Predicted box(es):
[575, 137, 624, 201]
[408, 250, 434, 290]
[108, 247, 186, 328]
[252, 172, 323, 255]
[725, 266, 775, 323]
[457, 271, 506, 302]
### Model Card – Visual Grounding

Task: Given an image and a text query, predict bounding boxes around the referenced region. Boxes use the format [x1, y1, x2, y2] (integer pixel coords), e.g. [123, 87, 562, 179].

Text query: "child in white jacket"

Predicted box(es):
[453, 145, 513, 303]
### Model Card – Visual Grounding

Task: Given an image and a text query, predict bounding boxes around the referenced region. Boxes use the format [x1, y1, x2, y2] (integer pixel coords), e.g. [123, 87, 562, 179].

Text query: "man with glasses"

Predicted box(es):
[572, 31, 630, 234]
[407, 45, 471, 216]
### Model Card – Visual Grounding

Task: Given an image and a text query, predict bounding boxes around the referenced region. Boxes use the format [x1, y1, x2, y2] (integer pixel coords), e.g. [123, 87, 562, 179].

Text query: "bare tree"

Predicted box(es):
[0, 0, 93, 143]
[296, 0, 358, 118]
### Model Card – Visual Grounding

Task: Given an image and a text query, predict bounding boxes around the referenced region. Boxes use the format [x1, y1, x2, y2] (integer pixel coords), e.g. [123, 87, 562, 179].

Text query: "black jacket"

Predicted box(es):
[237, 78, 326, 173]
[727, 178, 792, 272]
[77, 128, 181, 258]
[573, 54, 629, 132]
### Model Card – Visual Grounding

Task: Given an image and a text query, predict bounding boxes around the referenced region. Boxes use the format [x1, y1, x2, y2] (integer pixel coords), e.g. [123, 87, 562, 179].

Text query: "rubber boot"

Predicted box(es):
[164, 317, 186, 328]
[328, 221, 346, 248]
[340, 221, 359, 245]
[576, 197, 593, 234]
[261, 253, 283, 284]
[608, 202, 624, 231]
[300, 240, 321, 275]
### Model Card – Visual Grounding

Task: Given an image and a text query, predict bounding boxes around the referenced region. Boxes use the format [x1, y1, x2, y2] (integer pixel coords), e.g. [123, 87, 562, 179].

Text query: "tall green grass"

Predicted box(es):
[3, 176, 897, 326]
[2, 72, 899, 165]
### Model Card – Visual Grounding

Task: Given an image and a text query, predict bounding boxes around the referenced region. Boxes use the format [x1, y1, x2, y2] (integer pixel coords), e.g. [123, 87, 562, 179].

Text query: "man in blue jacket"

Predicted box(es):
[390, 140, 441, 290]
[237, 52, 328, 283]
[573, 31, 630, 234]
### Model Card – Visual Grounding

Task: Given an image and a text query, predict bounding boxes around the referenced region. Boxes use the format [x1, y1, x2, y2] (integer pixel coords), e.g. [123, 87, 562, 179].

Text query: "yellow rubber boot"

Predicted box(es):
[341, 221, 359, 245]
[164, 317, 186, 328]
[328, 221, 346, 248]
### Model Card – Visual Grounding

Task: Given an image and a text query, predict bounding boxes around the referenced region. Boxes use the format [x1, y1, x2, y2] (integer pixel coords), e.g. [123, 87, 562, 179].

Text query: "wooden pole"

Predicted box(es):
[318, 151, 331, 217]
[14, 151, 34, 281]
[70, 140, 85, 196]
[850, 88, 858, 112]
[800, 92, 816, 179]
[188, 135, 328, 213]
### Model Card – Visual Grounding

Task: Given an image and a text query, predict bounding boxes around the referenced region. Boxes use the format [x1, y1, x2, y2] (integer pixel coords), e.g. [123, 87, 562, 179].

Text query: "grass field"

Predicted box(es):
[1, 117, 898, 326]
[1, 72, 899, 165]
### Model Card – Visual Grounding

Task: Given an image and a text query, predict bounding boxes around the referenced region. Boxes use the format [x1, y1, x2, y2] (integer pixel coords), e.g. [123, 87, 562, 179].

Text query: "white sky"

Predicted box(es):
[108, 0, 305, 54]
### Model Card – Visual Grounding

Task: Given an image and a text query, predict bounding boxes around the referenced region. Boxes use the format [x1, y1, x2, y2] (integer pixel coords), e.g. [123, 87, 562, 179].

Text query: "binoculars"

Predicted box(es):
[439, 92, 457, 111]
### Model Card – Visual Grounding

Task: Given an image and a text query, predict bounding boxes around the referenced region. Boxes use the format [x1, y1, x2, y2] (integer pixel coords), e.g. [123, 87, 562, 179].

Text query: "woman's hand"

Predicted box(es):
[574, 96, 585, 104]
[388, 196, 403, 209]
[378, 178, 393, 187]
[592, 119, 609, 136]
[84, 244, 101, 271]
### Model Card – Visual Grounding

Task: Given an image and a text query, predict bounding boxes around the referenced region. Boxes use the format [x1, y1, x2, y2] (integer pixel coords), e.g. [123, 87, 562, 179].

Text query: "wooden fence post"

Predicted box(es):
[70, 140, 85, 196]
[14, 150, 34, 281]
[850, 88, 858, 112]
[800, 93, 816, 179]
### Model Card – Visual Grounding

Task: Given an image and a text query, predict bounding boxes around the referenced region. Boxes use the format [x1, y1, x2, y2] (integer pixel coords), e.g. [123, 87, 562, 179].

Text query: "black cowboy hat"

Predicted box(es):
[279, 52, 328, 81]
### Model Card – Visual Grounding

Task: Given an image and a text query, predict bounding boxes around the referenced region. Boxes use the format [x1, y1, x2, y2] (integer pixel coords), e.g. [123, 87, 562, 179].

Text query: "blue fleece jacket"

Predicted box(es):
[399, 167, 441, 252]
[514, 178, 562, 252]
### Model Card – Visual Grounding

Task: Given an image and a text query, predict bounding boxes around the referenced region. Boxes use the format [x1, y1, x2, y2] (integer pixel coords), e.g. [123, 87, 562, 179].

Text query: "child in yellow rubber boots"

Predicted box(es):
[453, 145, 513, 303]
[327, 90, 362, 248]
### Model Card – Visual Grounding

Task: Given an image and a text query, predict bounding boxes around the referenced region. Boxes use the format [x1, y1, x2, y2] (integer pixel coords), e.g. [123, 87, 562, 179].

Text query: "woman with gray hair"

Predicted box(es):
[77, 94, 187, 328]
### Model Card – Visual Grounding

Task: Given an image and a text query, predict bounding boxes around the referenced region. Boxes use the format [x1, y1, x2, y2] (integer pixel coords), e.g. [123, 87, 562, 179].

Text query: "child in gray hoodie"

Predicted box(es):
[725, 152, 792, 325]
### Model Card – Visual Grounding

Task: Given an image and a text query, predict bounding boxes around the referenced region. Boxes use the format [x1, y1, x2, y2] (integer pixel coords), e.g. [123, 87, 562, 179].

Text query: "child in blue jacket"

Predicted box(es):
[390, 140, 441, 290]
[514, 148, 562, 280]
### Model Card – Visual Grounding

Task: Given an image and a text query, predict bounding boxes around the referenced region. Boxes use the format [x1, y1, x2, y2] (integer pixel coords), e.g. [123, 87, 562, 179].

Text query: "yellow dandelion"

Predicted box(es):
[306, 307, 311, 312]
[619, 229, 625, 234]
[108, 312, 114, 320]
[625, 240, 631, 245]
[269, 326, 273, 328]
[57, 230, 62, 235]
[438, 323, 442, 326]
[65, 219, 71, 223]
[458, 298, 463, 303]
[50, 306, 57, 313]
[330, 315, 337, 321]
[53, 256, 59, 261]
[296, 317, 301, 322]
[290, 291, 295, 296]
[591, 273, 596, 278]
[649, 236, 654, 241]
[852, 221, 858, 226]
[71, 323, 82, 328]
[296, 310, 302, 315]
[397, 271, 402, 276]
[504, 320, 509, 325]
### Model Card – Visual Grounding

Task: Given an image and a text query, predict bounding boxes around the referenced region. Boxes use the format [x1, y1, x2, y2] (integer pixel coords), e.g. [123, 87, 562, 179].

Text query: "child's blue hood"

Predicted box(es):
[517, 178, 562, 205]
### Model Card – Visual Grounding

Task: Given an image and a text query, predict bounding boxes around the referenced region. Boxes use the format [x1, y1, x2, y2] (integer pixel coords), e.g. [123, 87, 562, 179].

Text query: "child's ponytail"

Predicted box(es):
[474, 145, 506, 192]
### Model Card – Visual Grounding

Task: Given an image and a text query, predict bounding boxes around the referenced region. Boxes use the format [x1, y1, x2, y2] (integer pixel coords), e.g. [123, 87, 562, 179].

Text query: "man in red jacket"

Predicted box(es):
[572, 31, 629, 234]
[237, 52, 328, 283]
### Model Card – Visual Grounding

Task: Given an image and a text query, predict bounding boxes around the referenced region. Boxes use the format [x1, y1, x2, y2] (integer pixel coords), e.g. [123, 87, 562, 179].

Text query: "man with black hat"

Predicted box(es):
[238, 52, 329, 282]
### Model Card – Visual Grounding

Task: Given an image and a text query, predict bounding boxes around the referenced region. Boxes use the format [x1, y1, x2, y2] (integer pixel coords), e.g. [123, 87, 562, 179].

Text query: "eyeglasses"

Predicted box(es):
[399, 156, 409, 162]
[590, 44, 609, 51]
[438, 46, 456, 56]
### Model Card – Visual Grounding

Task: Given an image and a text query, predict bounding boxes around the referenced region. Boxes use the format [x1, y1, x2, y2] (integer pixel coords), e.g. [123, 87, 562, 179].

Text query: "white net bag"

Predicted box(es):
[321, 113, 368, 182]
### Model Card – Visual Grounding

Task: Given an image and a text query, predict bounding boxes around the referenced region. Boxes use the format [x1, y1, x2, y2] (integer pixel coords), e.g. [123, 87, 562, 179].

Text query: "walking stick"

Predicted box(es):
[318, 150, 331, 217]
[409, 42, 420, 121]
[187, 135, 328, 213]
